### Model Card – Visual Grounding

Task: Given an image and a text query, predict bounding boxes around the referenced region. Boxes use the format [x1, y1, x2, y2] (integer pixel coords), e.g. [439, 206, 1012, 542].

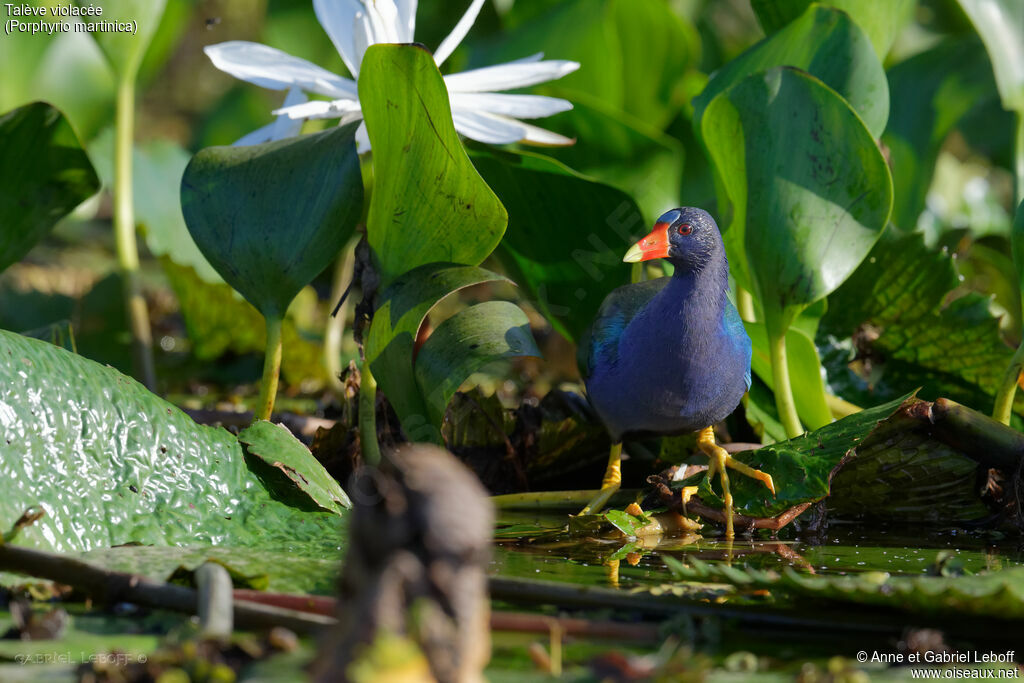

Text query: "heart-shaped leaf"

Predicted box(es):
[180, 124, 364, 319]
[0, 102, 99, 273]
[702, 66, 892, 329]
[359, 44, 507, 288]
[694, 4, 889, 139]
[366, 263, 512, 438]
[414, 301, 542, 426]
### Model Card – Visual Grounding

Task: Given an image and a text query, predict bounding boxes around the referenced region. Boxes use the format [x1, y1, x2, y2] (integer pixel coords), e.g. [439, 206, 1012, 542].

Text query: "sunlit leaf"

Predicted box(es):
[749, 0, 915, 60]
[359, 44, 507, 288]
[0, 329, 340, 553]
[695, 4, 889, 139]
[746, 322, 832, 430]
[82, 0, 168, 77]
[0, 102, 99, 273]
[414, 301, 542, 426]
[702, 67, 892, 328]
[180, 124, 364, 319]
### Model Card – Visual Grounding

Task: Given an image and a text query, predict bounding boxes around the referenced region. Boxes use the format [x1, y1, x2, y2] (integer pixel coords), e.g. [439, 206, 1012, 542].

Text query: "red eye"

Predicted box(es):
[678, 223, 692, 236]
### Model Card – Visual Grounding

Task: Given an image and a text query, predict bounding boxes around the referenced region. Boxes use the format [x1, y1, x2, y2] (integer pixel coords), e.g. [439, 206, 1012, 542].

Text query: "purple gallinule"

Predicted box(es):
[578, 207, 774, 538]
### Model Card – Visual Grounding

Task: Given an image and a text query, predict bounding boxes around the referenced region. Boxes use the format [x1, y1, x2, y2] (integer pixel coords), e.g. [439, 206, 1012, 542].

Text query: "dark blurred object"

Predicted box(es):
[312, 444, 493, 683]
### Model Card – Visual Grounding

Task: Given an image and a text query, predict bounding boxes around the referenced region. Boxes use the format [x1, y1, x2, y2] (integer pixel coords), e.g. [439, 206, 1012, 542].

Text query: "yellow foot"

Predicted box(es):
[578, 442, 622, 516]
[697, 426, 775, 539]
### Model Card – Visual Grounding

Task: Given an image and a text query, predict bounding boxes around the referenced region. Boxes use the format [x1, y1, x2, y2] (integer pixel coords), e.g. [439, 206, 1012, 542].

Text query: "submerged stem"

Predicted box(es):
[114, 75, 156, 390]
[359, 361, 382, 467]
[768, 327, 803, 439]
[257, 316, 284, 421]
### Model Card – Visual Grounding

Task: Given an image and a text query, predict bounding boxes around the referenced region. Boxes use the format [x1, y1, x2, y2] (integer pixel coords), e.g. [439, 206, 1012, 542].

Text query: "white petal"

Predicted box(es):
[444, 58, 580, 93]
[449, 92, 573, 118]
[313, 0, 363, 77]
[273, 98, 362, 120]
[233, 88, 307, 146]
[355, 121, 371, 153]
[364, 0, 403, 44]
[353, 11, 375, 68]
[514, 119, 576, 147]
[433, 0, 486, 67]
[451, 110, 527, 144]
[396, 0, 417, 42]
[205, 41, 357, 99]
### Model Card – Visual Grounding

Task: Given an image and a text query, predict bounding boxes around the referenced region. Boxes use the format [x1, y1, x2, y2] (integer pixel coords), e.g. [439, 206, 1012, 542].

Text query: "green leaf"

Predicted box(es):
[238, 420, 350, 514]
[366, 263, 511, 439]
[957, 0, 1024, 111]
[472, 149, 640, 341]
[695, 4, 889, 139]
[883, 38, 999, 231]
[82, 0, 167, 76]
[702, 67, 892, 324]
[0, 329, 339, 553]
[359, 44, 507, 287]
[746, 322, 833, 430]
[414, 301, 542, 426]
[180, 124, 364, 319]
[821, 232, 1021, 416]
[688, 393, 915, 518]
[1014, 201, 1024, 322]
[750, 0, 915, 61]
[0, 102, 99, 273]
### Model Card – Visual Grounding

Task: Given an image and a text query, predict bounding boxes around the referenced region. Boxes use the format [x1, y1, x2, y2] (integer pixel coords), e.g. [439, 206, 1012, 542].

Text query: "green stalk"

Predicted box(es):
[359, 361, 382, 467]
[766, 309, 802, 439]
[736, 286, 755, 322]
[114, 75, 156, 390]
[256, 315, 284, 421]
[993, 113, 1024, 425]
[994, 333, 1024, 425]
[324, 239, 358, 395]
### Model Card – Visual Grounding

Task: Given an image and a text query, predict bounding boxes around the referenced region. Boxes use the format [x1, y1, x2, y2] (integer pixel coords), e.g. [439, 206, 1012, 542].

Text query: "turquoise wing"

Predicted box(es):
[577, 278, 668, 380]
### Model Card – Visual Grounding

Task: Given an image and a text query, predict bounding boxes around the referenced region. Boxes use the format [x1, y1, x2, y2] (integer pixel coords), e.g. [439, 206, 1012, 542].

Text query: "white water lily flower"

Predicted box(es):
[205, 0, 580, 151]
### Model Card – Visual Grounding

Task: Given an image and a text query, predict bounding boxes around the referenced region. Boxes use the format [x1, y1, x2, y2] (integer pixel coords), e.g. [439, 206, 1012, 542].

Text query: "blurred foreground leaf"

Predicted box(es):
[0, 329, 341, 553]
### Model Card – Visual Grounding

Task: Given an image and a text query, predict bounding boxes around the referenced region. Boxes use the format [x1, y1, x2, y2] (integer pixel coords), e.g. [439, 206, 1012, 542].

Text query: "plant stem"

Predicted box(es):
[993, 342, 1024, 425]
[993, 113, 1024, 425]
[257, 315, 284, 421]
[359, 361, 382, 467]
[114, 74, 156, 390]
[736, 286, 755, 322]
[325, 239, 358, 395]
[768, 326, 803, 439]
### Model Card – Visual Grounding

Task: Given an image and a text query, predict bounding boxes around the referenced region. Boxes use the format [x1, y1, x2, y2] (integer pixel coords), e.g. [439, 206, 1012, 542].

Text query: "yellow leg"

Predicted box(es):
[578, 442, 622, 516]
[697, 426, 775, 539]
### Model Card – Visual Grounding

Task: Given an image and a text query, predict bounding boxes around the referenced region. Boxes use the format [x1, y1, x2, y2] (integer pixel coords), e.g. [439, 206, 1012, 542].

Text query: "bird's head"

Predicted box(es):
[622, 207, 722, 272]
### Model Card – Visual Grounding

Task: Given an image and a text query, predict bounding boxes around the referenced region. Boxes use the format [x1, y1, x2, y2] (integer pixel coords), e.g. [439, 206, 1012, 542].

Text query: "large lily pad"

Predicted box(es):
[0, 329, 341, 553]
[359, 44, 507, 288]
[701, 66, 892, 331]
[180, 124, 363, 319]
[0, 102, 99, 273]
